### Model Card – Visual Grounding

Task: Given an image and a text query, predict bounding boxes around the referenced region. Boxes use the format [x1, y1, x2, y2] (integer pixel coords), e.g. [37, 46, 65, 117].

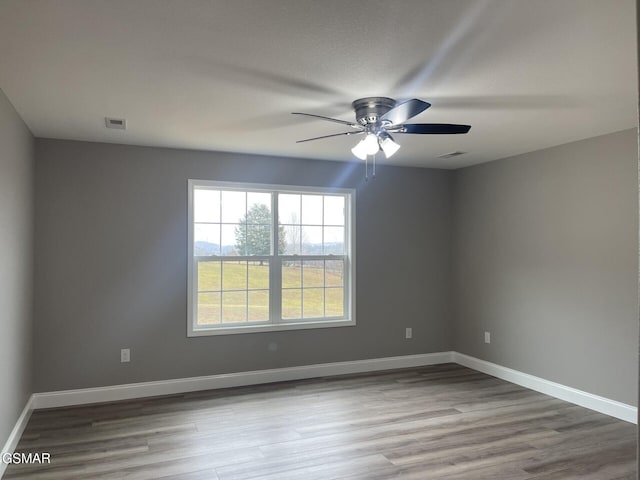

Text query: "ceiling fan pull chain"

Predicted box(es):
[365, 155, 369, 182]
[372, 152, 376, 179]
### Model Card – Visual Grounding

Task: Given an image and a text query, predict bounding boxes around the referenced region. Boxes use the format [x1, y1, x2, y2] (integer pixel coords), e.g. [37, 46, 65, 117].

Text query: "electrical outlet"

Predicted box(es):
[484, 331, 491, 344]
[405, 327, 413, 339]
[120, 348, 130, 363]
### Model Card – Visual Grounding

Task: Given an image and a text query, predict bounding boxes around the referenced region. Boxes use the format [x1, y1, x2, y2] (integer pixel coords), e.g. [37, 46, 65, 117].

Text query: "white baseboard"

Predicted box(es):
[32, 352, 455, 409]
[453, 352, 637, 424]
[0, 395, 34, 478]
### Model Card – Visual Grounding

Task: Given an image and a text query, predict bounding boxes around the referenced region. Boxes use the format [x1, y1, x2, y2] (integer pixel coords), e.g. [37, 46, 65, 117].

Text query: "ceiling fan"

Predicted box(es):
[292, 97, 471, 160]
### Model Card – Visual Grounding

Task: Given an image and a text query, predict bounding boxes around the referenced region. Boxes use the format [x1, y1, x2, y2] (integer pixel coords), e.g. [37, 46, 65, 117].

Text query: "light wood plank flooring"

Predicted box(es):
[4, 364, 636, 479]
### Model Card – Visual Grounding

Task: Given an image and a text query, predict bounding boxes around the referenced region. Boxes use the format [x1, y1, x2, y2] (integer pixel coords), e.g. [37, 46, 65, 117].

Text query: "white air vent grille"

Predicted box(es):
[105, 117, 126, 129]
[437, 151, 466, 159]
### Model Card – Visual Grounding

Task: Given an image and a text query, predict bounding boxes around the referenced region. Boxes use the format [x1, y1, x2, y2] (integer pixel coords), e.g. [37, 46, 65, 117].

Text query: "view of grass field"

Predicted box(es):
[197, 261, 344, 324]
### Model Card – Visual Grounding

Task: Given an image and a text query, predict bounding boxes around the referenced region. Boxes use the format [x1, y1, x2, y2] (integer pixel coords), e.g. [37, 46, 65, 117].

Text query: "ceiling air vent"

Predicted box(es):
[437, 151, 466, 159]
[105, 117, 126, 130]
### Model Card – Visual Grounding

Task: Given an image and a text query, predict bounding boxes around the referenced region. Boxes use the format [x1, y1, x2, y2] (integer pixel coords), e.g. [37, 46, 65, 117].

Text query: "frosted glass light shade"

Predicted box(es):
[380, 136, 401, 158]
[351, 139, 368, 160]
[363, 133, 379, 155]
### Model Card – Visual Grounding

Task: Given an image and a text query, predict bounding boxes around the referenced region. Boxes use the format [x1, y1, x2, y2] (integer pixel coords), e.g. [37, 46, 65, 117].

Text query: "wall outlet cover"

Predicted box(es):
[120, 348, 130, 363]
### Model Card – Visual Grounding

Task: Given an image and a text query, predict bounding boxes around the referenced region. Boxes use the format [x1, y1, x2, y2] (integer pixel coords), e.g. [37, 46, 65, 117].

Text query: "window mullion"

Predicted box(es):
[323, 259, 326, 318]
[300, 259, 304, 320]
[245, 259, 249, 322]
[271, 192, 282, 323]
[344, 256, 349, 319]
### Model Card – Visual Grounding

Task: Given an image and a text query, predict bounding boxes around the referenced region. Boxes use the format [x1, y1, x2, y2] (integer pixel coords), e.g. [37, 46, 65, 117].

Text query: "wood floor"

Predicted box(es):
[4, 364, 637, 479]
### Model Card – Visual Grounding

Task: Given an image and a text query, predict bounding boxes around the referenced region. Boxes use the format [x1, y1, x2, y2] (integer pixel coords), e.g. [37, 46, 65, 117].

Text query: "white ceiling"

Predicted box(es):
[0, 0, 637, 168]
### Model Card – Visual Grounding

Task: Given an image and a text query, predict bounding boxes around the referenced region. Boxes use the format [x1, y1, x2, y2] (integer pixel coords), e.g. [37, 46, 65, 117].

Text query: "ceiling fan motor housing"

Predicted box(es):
[352, 97, 397, 127]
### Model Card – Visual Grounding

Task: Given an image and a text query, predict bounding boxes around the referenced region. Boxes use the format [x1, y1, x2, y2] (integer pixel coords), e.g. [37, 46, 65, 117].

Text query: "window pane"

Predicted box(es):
[276, 223, 287, 255]
[303, 260, 324, 288]
[248, 261, 269, 289]
[325, 288, 344, 317]
[194, 224, 220, 256]
[244, 203, 271, 226]
[282, 289, 301, 319]
[281, 224, 301, 255]
[301, 195, 323, 225]
[221, 224, 242, 256]
[197, 292, 221, 325]
[194, 189, 220, 223]
[222, 261, 247, 290]
[325, 260, 343, 287]
[282, 260, 301, 288]
[324, 196, 344, 226]
[303, 288, 324, 318]
[323, 226, 344, 255]
[301, 226, 322, 254]
[221, 190, 246, 223]
[248, 290, 269, 321]
[222, 291, 247, 323]
[246, 224, 272, 255]
[279, 193, 300, 225]
[247, 192, 271, 216]
[198, 261, 221, 291]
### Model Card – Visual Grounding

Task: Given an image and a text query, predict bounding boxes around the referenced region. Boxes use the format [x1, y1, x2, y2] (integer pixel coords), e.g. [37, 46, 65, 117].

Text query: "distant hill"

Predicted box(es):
[194, 241, 220, 256]
[195, 241, 343, 256]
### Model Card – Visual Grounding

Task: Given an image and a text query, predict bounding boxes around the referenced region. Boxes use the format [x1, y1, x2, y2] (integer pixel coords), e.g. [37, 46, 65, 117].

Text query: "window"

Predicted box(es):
[188, 180, 355, 336]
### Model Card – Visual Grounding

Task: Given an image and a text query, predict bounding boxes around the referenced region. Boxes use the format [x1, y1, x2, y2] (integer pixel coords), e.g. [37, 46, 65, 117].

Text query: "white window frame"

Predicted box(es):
[187, 179, 356, 336]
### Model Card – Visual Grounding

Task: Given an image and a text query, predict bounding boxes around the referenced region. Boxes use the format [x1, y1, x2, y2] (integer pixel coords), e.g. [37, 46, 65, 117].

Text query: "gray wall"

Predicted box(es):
[452, 129, 639, 405]
[33, 139, 453, 392]
[31, 129, 639, 407]
[0, 89, 33, 443]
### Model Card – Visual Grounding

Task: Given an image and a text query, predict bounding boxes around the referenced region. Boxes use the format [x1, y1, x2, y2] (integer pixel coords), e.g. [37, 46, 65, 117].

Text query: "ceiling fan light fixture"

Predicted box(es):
[379, 135, 401, 158]
[351, 138, 369, 160]
[351, 133, 380, 160]
[363, 133, 380, 155]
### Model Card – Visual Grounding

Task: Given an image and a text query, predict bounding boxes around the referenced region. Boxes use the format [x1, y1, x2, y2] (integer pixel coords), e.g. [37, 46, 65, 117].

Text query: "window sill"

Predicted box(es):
[188, 318, 356, 337]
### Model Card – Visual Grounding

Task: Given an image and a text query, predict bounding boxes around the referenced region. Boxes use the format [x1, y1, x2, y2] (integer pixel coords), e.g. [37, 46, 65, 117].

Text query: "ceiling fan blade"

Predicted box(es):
[396, 123, 471, 134]
[380, 98, 431, 125]
[296, 130, 365, 143]
[291, 112, 359, 128]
